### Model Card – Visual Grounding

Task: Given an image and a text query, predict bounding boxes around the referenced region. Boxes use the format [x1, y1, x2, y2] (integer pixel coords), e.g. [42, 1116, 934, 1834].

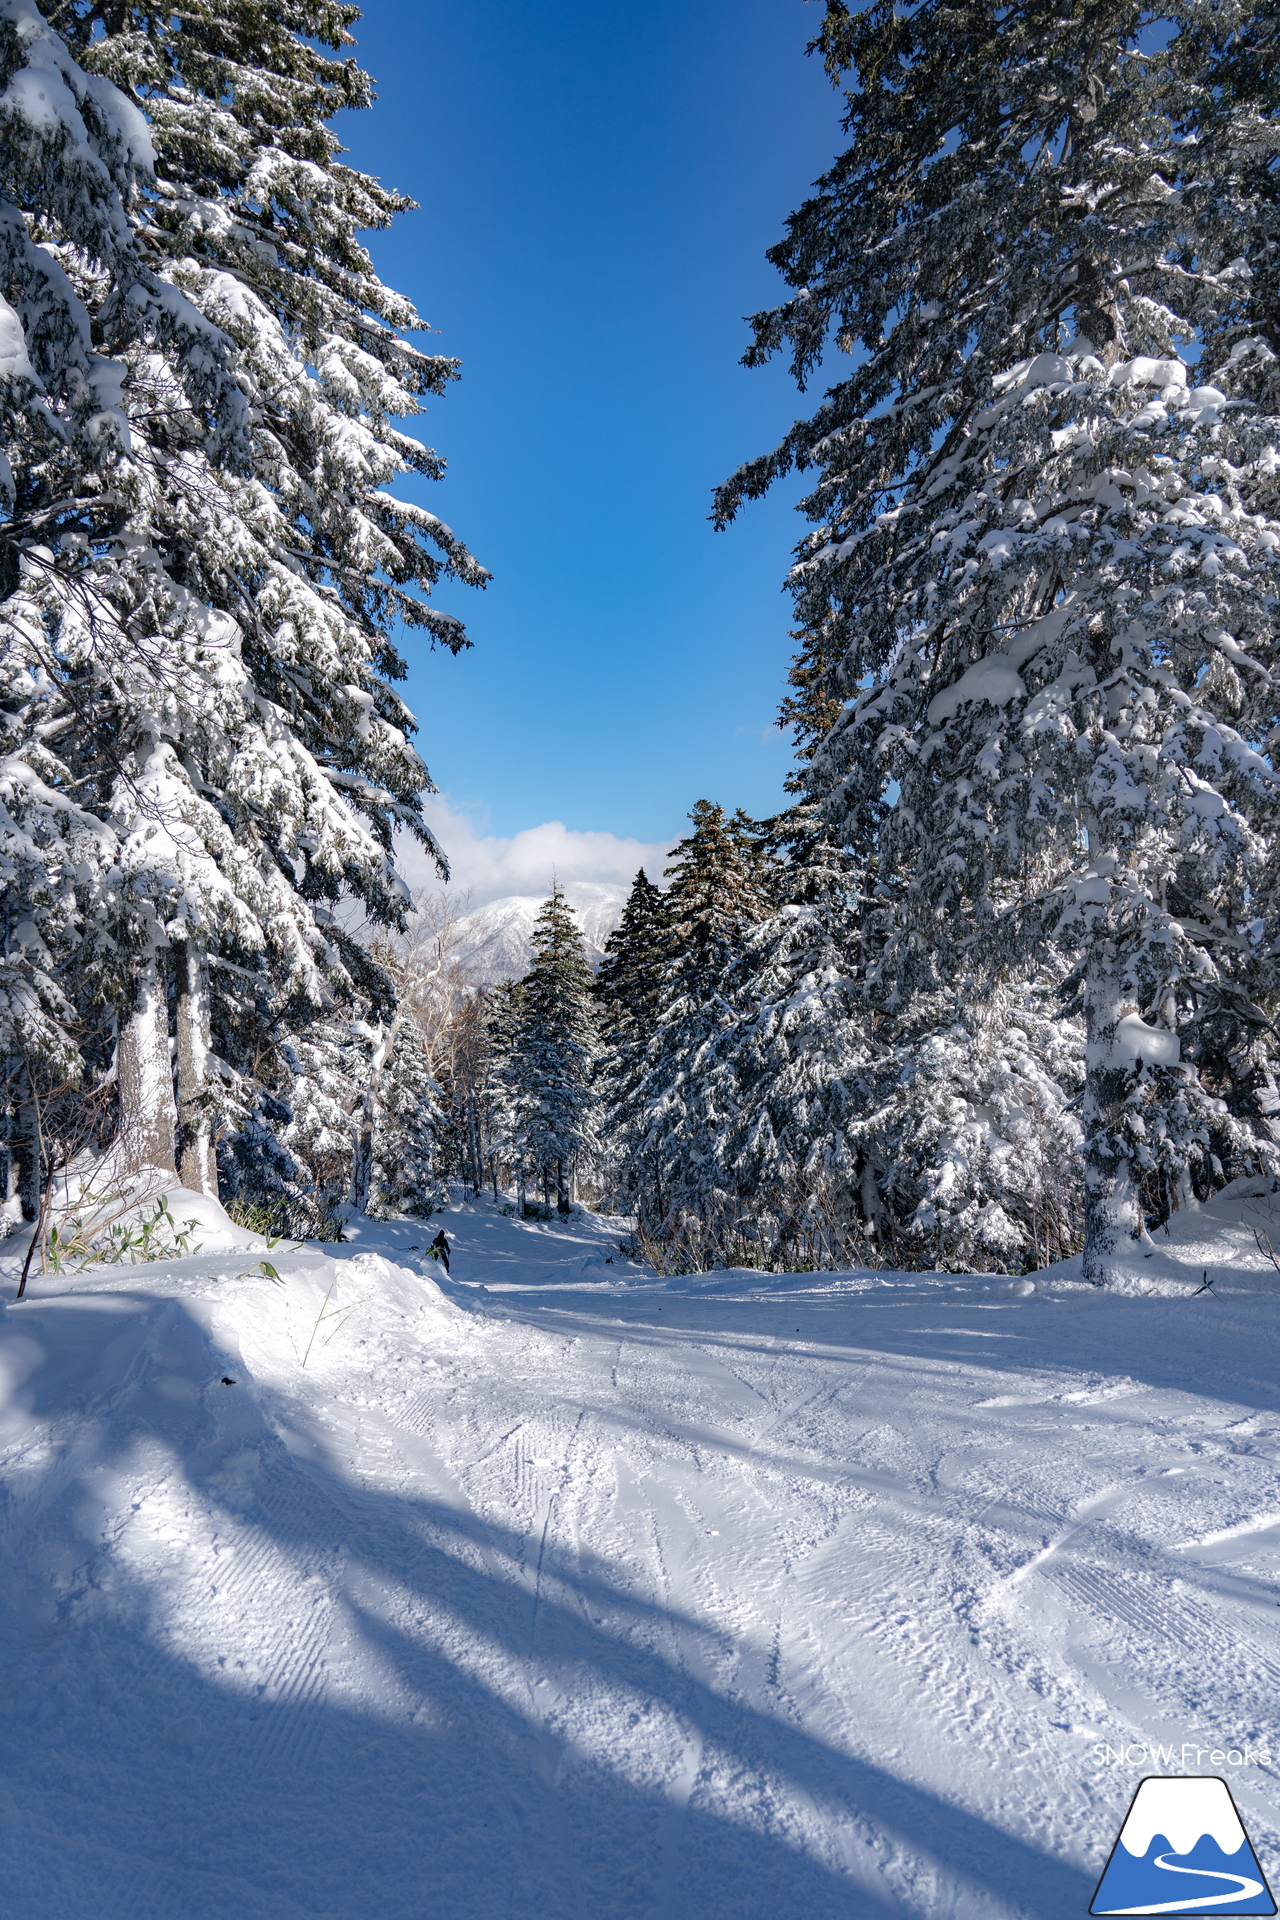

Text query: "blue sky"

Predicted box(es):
[336, 0, 845, 856]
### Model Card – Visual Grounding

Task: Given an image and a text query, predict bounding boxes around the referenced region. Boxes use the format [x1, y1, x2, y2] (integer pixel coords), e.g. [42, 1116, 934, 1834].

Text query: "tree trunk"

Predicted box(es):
[1256, 1062, 1280, 1142]
[13, 1087, 41, 1222]
[350, 1016, 397, 1214]
[1081, 940, 1138, 1286]
[859, 1156, 886, 1241]
[556, 1156, 569, 1214]
[470, 1104, 483, 1196]
[116, 947, 177, 1175]
[175, 940, 217, 1195]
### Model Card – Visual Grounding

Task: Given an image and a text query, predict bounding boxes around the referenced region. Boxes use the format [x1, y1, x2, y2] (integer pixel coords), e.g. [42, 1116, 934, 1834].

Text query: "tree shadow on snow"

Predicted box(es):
[485, 1278, 1280, 1420]
[0, 1292, 1101, 1920]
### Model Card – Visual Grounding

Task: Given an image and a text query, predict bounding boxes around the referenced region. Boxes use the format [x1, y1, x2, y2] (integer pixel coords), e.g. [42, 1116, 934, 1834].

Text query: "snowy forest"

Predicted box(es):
[3, 0, 1280, 1291]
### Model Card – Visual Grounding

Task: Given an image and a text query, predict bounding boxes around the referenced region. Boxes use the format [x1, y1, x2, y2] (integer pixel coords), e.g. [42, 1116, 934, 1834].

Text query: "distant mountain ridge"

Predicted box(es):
[452, 881, 630, 982]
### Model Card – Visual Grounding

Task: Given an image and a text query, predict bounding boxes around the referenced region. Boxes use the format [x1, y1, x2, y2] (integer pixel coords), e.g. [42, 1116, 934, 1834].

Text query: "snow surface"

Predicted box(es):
[4, 1184, 1280, 1917]
[453, 880, 628, 980]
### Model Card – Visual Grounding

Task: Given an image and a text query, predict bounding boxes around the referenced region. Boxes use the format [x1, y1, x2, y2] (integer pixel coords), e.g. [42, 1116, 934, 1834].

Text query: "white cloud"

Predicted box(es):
[395, 794, 673, 913]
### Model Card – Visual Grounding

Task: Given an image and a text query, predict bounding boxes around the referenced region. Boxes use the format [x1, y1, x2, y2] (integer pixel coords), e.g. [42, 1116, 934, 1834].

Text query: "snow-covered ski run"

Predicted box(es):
[3, 1185, 1279, 1919]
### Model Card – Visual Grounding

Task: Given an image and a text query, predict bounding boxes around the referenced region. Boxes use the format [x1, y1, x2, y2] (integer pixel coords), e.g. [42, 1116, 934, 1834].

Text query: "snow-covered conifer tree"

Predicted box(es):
[370, 1017, 447, 1217]
[688, 622, 884, 1267]
[716, 0, 1280, 1282]
[703, 617, 1087, 1271]
[9, 0, 489, 1199]
[593, 867, 666, 1210]
[631, 802, 771, 1251]
[512, 885, 596, 1213]
[858, 976, 1086, 1272]
[596, 869, 667, 1030]
[480, 978, 529, 1204]
[0, 0, 257, 1207]
[277, 1018, 362, 1229]
[703, 862, 875, 1267]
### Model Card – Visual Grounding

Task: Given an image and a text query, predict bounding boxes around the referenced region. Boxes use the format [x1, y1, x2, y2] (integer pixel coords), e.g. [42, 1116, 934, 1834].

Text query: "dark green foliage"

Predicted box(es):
[517, 886, 597, 1210]
[594, 869, 666, 1037]
[660, 801, 772, 990]
[615, 803, 770, 1234]
[593, 868, 666, 1212]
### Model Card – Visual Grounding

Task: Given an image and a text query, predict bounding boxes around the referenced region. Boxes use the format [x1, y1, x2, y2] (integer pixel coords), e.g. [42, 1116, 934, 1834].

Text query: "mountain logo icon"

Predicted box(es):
[1091, 1777, 1276, 1915]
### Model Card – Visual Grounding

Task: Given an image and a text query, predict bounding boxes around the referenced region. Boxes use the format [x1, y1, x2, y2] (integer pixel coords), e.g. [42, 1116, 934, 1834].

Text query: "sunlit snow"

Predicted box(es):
[4, 1183, 1280, 1916]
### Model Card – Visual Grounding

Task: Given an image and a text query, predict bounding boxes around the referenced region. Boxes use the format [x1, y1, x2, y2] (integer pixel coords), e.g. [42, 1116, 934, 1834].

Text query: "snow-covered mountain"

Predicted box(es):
[452, 880, 628, 981]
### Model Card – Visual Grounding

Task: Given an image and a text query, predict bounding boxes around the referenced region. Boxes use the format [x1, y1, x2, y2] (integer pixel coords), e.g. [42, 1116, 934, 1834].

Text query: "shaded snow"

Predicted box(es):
[3, 1185, 1280, 1916]
[0, 290, 34, 384]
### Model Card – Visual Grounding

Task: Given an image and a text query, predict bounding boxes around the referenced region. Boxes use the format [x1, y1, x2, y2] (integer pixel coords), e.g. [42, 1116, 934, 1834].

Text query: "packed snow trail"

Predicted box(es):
[3, 1185, 1280, 1918]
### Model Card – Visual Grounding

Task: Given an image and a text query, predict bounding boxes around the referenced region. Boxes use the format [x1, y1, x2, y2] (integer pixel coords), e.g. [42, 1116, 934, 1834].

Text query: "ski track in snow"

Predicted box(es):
[3, 1188, 1280, 1917]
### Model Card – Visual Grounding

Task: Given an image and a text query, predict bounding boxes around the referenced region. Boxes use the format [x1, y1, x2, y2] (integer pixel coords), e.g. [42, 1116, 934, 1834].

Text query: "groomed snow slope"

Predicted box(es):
[3, 1185, 1280, 1919]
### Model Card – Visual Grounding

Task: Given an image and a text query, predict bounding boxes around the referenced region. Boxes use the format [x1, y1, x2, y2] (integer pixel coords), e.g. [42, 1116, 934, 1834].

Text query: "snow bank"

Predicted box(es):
[147, 1186, 269, 1253]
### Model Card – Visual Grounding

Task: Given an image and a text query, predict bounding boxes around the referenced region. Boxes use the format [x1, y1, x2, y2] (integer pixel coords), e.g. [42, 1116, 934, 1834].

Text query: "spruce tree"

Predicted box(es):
[18, 0, 490, 1198]
[701, 827, 878, 1268]
[860, 976, 1087, 1272]
[730, 596, 1092, 1274]
[715, 0, 1280, 1283]
[370, 1017, 447, 1218]
[595, 869, 666, 1029]
[0, 0, 253, 1207]
[659, 802, 772, 987]
[480, 978, 530, 1206]
[513, 884, 596, 1213]
[593, 867, 666, 1211]
[632, 802, 771, 1252]
[678, 615, 893, 1269]
[278, 1017, 362, 1228]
